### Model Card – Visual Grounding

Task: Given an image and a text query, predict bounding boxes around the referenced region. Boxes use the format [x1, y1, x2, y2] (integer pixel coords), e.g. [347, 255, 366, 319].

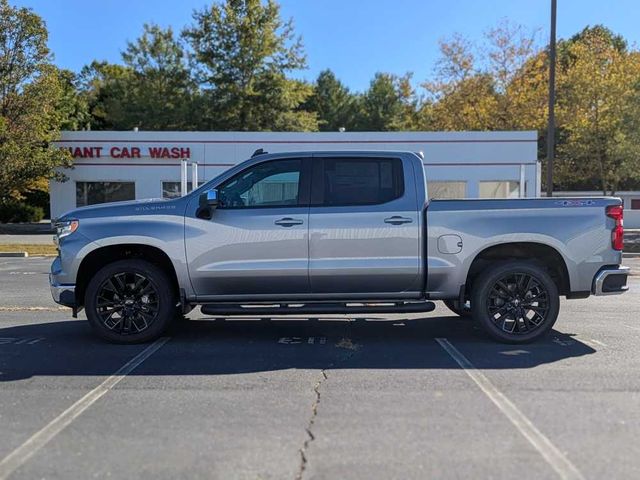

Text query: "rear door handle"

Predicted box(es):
[384, 216, 413, 225]
[275, 217, 304, 227]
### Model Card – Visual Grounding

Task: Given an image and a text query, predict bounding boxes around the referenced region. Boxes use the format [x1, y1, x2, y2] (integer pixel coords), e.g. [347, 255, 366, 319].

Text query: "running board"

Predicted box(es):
[200, 301, 436, 316]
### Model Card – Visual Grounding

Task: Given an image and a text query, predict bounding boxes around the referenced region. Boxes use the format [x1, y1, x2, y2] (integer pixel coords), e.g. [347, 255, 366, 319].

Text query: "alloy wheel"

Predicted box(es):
[95, 272, 160, 335]
[486, 272, 549, 335]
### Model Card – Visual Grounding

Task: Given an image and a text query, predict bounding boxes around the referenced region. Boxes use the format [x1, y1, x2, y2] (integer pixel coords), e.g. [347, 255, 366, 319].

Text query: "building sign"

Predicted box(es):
[66, 146, 191, 159]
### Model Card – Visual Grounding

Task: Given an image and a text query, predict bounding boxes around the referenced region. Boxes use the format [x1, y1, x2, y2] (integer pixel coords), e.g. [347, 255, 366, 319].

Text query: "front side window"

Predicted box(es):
[320, 158, 404, 206]
[217, 159, 302, 208]
[76, 182, 135, 207]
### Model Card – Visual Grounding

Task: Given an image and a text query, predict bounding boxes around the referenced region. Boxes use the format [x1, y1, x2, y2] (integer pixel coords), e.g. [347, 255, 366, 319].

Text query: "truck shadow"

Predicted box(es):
[0, 315, 595, 381]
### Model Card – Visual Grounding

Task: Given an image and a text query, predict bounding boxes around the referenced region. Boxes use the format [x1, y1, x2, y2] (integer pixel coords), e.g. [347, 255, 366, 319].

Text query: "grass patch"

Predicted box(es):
[0, 244, 57, 256]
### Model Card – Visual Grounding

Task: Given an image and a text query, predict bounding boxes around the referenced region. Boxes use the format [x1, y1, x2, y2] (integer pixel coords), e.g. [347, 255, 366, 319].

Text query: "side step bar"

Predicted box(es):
[200, 301, 436, 316]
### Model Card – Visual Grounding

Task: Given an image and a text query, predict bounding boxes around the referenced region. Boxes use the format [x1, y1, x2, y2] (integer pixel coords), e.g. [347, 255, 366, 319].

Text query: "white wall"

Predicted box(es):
[51, 130, 539, 218]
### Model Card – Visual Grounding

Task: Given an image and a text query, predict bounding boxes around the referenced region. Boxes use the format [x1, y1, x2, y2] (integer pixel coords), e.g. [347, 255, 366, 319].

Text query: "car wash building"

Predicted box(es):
[50, 130, 540, 219]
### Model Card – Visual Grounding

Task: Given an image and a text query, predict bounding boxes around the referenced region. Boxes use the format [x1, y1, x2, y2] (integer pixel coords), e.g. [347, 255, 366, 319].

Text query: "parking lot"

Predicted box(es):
[0, 256, 638, 479]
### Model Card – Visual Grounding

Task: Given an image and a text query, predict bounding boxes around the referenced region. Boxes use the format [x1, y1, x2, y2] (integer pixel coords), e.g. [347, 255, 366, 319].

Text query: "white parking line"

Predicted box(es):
[436, 338, 585, 480]
[0, 337, 169, 480]
[581, 338, 607, 348]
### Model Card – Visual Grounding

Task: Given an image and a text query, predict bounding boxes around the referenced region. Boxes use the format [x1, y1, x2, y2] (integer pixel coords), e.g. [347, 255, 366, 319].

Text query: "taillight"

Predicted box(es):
[606, 205, 624, 251]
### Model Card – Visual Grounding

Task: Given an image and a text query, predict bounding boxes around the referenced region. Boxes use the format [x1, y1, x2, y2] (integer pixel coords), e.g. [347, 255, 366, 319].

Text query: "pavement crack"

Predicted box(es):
[296, 368, 328, 480]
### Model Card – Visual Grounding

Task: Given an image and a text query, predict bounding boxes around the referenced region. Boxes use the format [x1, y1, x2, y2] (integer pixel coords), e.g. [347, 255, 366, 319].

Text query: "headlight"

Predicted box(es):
[55, 219, 79, 241]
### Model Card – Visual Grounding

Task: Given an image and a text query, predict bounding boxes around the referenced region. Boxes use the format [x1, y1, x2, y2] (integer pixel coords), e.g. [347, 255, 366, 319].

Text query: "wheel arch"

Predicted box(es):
[76, 243, 180, 307]
[465, 242, 571, 296]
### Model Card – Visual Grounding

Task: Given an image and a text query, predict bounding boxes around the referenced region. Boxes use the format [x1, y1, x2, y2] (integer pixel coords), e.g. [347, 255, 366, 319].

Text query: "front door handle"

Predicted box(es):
[384, 216, 413, 225]
[275, 217, 304, 227]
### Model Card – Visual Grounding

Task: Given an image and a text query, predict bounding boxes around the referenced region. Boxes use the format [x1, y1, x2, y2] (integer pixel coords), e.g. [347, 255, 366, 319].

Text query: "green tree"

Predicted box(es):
[0, 0, 71, 205]
[359, 72, 417, 131]
[56, 68, 91, 131]
[182, 0, 317, 131]
[304, 69, 359, 131]
[78, 61, 133, 130]
[80, 24, 195, 130]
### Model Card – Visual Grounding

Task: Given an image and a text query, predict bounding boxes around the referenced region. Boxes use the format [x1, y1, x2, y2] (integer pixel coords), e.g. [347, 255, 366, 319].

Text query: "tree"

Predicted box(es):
[424, 23, 545, 131]
[78, 61, 133, 130]
[556, 26, 640, 194]
[56, 68, 90, 131]
[0, 0, 71, 206]
[79, 24, 195, 130]
[305, 69, 359, 131]
[424, 34, 498, 130]
[485, 20, 546, 130]
[182, 0, 317, 131]
[359, 72, 418, 131]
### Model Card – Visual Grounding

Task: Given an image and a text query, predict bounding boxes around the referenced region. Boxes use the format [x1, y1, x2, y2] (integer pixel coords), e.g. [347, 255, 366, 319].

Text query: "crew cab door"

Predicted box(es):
[308, 154, 421, 295]
[185, 157, 311, 299]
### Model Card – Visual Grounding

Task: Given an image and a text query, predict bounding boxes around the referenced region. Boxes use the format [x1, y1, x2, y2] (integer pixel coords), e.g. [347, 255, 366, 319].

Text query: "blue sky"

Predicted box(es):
[12, 0, 640, 92]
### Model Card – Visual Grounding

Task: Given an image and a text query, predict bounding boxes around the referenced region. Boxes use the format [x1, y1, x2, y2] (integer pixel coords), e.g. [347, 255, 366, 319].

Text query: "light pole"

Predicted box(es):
[546, 0, 557, 197]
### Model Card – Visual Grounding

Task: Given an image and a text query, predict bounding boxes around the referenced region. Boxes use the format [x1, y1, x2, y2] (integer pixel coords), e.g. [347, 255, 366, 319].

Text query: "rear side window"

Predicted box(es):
[319, 158, 404, 206]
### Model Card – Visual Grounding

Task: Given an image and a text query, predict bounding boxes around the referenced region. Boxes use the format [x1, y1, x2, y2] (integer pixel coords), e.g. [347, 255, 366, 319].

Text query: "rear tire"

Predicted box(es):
[471, 261, 560, 343]
[85, 259, 175, 344]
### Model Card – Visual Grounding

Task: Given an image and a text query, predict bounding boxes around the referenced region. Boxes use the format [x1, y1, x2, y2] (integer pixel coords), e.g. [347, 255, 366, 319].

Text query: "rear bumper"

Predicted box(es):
[592, 266, 630, 295]
[49, 274, 76, 307]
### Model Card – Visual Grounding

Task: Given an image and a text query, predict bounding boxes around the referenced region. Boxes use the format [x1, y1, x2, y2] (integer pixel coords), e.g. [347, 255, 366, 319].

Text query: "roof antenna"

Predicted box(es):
[252, 148, 267, 157]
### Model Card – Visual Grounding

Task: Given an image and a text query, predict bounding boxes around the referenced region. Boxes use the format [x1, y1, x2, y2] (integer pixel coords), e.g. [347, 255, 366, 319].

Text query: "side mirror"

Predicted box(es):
[199, 189, 219, 209]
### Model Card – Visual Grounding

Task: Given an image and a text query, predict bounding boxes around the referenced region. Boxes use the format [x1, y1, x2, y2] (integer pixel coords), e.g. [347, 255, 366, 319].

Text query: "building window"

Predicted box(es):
[162, 181, 204, 199]
[76, 182, 135, 207]
[631, 199, 640, 210]
[427, 181, 466, 199]
[479, 181, 520, 199]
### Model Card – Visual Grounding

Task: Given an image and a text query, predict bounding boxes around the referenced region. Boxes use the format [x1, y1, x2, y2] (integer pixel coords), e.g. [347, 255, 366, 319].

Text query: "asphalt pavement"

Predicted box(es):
[0, 256, 639, 479]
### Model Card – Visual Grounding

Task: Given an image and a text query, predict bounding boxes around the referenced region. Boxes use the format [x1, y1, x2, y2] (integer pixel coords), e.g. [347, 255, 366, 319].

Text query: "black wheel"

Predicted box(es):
[471, 261, 560, 343]
[85, 259, 175, 343]
[443, 299, 472, 318]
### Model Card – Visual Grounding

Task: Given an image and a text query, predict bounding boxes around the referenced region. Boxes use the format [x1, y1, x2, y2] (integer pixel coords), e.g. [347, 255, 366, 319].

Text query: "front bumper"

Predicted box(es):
[592, 266, 630, 295]
[49, 274, 76, 307]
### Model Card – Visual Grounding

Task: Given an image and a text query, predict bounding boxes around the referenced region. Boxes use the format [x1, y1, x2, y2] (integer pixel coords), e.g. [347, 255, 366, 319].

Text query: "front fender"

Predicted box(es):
[74, 213, 191, 297]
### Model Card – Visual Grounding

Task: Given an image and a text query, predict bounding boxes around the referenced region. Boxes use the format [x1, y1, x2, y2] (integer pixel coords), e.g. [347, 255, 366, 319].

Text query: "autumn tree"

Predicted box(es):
[182, 0, 317, 131]
[486, 20, 546, 130]
[424, 34, 498, 130]
[0, 0, 71, 214]
[424, 22, 545, 131]
[556, 26, 640, 194]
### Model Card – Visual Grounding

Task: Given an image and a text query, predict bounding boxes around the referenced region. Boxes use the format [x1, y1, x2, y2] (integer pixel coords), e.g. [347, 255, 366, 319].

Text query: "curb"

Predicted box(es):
[0, 252, 29, 257]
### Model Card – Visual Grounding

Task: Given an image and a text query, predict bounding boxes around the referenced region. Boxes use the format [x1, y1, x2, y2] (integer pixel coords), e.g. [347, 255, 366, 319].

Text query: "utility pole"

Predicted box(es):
[546, 0, 557, 197]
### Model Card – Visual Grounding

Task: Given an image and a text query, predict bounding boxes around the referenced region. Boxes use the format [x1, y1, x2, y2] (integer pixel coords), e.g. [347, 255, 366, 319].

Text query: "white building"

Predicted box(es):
[50, 130, 540, 218]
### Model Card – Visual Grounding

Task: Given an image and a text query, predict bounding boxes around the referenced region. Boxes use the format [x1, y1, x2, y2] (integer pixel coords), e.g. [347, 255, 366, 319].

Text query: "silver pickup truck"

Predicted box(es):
[50, 150, 629, 344]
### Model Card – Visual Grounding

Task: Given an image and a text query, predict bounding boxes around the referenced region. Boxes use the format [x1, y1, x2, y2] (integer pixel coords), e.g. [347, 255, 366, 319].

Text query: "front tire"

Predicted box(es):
[85, 259, 175, 344]
[471, 261, 560, 343]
